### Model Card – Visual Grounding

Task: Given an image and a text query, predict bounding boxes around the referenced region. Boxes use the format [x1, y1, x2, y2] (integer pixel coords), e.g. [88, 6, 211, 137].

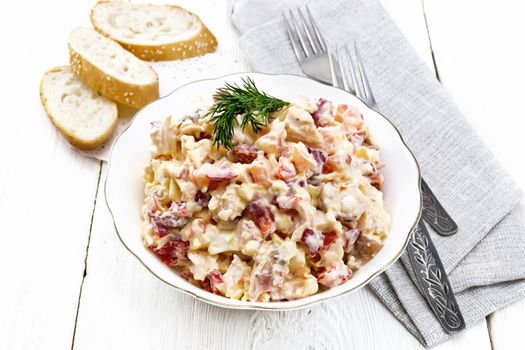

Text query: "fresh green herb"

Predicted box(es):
[205, 77, 289, 149]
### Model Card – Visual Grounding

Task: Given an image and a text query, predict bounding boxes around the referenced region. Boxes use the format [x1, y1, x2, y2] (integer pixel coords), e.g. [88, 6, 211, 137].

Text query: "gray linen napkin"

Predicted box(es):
[231, 0, 525, 346]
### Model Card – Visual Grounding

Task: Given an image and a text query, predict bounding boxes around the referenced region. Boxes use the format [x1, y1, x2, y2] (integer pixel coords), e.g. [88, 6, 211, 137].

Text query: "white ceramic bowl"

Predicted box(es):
[105, 73, 421, 310]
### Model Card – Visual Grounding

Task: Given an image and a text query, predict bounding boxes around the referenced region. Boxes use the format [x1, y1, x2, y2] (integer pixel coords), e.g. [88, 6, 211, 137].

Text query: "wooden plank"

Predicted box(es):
[73, 1, 492, 350]
[423, 0, 525, 188]
[0, 1, 102, 349]
[423, 1, 525, 349]
[488, 298, 525, 350]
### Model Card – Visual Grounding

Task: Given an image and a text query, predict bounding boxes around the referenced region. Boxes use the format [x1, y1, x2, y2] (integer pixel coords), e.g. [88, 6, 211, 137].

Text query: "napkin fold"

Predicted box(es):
[231, 0, 525, 346]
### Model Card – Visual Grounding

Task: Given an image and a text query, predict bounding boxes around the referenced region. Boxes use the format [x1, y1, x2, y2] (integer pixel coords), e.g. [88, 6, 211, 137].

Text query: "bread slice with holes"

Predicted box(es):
[91, 1, 218, 61]
[69, 27, 159, 109]
[40, 66, 118, 150]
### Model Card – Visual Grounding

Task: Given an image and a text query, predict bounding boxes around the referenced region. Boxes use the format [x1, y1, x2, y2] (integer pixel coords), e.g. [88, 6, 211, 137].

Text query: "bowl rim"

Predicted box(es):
[104, 72, 422, 311]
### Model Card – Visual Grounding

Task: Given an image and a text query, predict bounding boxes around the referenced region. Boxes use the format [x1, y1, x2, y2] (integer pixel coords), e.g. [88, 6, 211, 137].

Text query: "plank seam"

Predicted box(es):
[421, 0, 441, 81]
[486, 314, 495, 350]
[69, 160, 103, 350]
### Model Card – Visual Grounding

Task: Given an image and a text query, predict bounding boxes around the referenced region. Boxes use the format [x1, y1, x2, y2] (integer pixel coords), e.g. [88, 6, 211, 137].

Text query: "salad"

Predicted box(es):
[141, 82, 390, 302]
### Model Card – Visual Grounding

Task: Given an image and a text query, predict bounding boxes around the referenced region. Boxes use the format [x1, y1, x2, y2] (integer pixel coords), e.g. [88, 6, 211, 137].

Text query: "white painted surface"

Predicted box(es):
[423, 0, 525, 189]
[489, 298, 525, 350]
[1, 0, 523, 349]
[0, 1, 100, 349]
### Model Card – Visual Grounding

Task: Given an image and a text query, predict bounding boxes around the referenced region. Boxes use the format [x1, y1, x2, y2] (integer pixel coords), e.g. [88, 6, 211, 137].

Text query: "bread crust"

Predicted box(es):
[39, 66, 118, 150]
[69, 44, 159, 109]
[91, 2, 218, 61]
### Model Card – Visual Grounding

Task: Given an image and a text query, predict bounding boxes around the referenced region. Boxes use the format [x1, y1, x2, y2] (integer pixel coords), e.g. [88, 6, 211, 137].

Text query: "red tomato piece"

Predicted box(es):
[247, 200, 275, 237]
[151, 239, 189, 267]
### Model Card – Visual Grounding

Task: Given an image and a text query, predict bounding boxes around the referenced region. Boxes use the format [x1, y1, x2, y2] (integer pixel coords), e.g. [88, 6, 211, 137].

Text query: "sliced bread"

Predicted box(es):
[91, 1, 218, 61]
[40, 66, 118, 150]
[69, 27, 159, 108]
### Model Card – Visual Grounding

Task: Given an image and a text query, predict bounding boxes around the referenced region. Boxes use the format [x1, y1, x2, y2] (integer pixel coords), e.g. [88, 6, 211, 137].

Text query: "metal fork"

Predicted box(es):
[333, 43, 466, 334]
[282, 6, 332, 83]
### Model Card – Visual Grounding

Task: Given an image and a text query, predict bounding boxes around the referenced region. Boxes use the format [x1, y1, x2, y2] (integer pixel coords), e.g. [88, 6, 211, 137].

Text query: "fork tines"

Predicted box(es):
[331, 42, 376, 106]
[282, 5, 327, 60]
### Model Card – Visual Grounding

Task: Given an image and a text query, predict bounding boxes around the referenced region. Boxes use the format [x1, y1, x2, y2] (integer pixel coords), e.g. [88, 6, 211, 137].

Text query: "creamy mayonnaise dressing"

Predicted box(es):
[141, 97, 390, 301]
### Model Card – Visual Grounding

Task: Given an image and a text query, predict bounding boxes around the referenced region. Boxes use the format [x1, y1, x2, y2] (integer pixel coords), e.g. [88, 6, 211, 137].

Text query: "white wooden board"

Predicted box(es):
[0, 1, 102, 349]
[1, 0, 523, 349]
[424, 0, 525, 188]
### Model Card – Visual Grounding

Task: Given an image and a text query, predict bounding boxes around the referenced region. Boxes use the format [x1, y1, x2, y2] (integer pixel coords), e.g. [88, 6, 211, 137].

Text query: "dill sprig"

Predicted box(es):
[205, 77, 289, 149]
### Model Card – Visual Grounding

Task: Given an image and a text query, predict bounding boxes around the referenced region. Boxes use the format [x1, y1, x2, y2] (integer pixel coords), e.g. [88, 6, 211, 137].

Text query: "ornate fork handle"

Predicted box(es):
[420, 178, 458, 236]
[406, 220, 466, 333]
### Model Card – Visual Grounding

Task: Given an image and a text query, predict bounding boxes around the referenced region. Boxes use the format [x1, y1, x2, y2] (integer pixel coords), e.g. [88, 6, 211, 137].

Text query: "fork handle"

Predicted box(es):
[406, 219, 466, 334]
[420, 178, 458, 236]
